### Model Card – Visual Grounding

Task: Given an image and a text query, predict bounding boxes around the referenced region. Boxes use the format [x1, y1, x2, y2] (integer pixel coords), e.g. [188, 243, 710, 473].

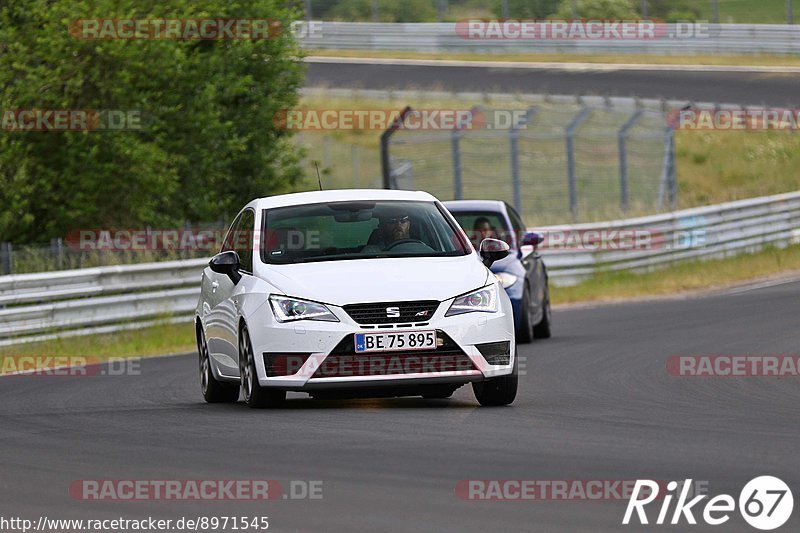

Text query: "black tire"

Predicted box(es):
[239, 323, 286, 409]
[515, 284, 534, 344]
[197, 325, 239, 403]
[533, 281, 552, 339]
[472, 356, 518, 407]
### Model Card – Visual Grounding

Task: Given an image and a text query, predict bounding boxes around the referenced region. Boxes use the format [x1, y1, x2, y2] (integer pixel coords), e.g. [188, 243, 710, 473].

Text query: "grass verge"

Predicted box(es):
[307, 49, 800, 68]
[552, 243, 800, 304]
[0, 321, 196, 374]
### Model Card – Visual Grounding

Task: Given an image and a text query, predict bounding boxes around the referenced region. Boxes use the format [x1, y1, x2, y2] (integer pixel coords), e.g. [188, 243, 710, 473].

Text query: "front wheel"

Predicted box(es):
[533, 282, 552, 339]
[515, 285, 534, 344]
[472, 356, 518, 407]
[239, 324, 286, 409]
[197, 326, 239, 403]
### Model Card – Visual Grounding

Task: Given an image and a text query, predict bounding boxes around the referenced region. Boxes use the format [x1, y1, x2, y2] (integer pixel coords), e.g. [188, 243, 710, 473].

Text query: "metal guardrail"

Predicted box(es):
[300, 22, 800, 55]
[540, 191, 800, 285]
[1, 191, 799, 345]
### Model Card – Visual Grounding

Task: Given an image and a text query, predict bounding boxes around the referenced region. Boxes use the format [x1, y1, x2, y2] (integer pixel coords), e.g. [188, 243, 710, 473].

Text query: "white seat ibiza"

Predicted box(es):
[195, 189, 517, 408]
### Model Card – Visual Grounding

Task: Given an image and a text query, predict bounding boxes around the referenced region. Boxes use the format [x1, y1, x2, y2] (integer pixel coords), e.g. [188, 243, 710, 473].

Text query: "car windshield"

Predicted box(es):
[261, 200, 470, 264]
[449, 211, 514, 249]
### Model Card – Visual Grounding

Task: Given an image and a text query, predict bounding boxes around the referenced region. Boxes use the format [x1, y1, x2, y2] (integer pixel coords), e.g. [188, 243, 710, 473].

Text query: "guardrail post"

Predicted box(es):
[618, 109, 644, 213]
[566, 107, 593, 220]
[351, 144, 360, 188]
[381, 106, 413, 189]
[509, 106, 538, 215]
[1, 242, 12, 275]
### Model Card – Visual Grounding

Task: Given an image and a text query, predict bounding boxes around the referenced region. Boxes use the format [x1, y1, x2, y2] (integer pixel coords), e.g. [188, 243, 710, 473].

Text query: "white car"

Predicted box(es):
[195, 189, 517, 408]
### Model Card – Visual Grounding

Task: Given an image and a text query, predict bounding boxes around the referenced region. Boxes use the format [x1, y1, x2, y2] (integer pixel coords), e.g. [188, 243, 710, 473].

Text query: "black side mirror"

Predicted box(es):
[520, 232, 545, 248]
[209, 250, 242, 284]
[479, 238, 510, 268]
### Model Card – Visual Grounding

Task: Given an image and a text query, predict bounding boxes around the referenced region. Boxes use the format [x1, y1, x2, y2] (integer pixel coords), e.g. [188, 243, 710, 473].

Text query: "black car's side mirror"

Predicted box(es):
[479, 238, 510, 268]
[520, 232, 544, 248]
[209, 250, 242, 284]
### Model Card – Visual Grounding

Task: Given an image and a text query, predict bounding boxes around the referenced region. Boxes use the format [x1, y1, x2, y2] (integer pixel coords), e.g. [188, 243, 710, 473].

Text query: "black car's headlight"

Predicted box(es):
[494, 272, 519, 289]
[445, 284, 499, 316]
[269, 295, 339, 323]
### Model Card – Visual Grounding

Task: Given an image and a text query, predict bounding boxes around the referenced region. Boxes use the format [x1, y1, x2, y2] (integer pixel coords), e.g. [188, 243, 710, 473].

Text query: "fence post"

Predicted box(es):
[451, 129, 463, 200]
[618, 109, 644, 214]
[381, 106, 413, 189]
[50, 237, 64, 270]
[509, 106, 538, 215]
[789, 0, 794, 24]
[658, 127, 677, 211]
[565, 107, 593, 220]
[1, 242, 12, 275]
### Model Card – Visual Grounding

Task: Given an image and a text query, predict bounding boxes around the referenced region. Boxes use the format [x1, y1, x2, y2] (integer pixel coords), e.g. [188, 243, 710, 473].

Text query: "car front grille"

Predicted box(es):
[343, 300, 440, 325]
[311, 331, 476, 378]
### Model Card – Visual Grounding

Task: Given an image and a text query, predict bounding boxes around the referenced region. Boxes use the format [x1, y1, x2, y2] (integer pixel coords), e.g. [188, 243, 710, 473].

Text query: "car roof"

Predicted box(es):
[253, 189, 438, 210]
[443, 200, 508, 213]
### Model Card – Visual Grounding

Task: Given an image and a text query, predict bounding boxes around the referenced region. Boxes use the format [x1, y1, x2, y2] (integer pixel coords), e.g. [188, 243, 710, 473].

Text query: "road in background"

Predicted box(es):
[2, 281, 799, 531]
[306, 60, 800, 107]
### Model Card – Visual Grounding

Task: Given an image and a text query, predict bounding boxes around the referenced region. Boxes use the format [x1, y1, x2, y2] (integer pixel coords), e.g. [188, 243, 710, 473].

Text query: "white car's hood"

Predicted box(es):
[263, 255, 489, 306]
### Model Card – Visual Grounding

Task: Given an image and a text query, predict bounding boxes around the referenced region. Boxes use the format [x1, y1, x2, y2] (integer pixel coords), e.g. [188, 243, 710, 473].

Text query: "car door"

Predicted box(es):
[204, 211, 247, 379]
[506, 204, 545, 316]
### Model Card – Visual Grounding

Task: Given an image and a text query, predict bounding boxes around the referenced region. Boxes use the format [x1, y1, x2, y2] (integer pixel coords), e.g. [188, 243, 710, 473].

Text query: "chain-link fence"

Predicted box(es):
[384, 103, 676, 224]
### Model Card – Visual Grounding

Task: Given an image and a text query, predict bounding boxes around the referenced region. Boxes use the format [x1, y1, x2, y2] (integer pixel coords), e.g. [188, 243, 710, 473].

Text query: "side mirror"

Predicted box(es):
[520, 232, 544, 248]
[479, 238, 510, 268]
[209, 250, 242, 284]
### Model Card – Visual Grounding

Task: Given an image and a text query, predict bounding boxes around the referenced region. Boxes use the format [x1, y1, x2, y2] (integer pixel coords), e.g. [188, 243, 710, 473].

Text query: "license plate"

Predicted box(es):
[354, 330, 437, 353]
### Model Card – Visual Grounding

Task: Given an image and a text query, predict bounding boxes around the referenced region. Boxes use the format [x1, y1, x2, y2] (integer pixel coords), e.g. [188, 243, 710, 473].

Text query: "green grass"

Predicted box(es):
[0, 322, 196, 373]
[307, 49, 800, 67]
[697, 0, 799, 24]
[552, 243, 800, 304]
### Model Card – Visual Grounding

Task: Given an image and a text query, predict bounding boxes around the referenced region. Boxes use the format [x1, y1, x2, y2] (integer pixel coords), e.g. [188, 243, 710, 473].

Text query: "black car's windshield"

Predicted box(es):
[450, 211, 514, 250]
[261, 200, 470, 264]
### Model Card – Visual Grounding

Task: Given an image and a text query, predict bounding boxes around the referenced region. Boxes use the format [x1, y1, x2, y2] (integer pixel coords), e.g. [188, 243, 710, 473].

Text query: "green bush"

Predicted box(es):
[0, 0, 304, 244]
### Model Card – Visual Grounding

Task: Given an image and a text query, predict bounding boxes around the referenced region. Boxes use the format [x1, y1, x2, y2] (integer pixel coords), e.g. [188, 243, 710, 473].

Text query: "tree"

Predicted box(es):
[555, 0, 638, 19]
[492, 0, 562, 19]
[643, 0, 701, 21]
[0, 0, 304, 244]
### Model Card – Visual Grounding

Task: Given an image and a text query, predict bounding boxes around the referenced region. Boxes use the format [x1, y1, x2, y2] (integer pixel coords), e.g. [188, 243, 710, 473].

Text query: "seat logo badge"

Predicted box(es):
[386, 307, 400, 318]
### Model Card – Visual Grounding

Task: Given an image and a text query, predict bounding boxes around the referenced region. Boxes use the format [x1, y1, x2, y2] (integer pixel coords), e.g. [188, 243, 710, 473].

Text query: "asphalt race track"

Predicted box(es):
[306, 61, 800, 107]
[2, 279, 799, 532]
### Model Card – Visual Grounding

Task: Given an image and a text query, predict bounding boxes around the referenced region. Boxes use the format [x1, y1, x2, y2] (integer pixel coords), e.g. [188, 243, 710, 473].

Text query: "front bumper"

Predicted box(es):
[246, 298, 515, 390]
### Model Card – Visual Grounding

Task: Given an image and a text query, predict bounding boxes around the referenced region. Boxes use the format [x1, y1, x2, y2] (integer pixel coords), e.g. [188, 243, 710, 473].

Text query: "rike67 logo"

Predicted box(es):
[623, 476, 793, 530]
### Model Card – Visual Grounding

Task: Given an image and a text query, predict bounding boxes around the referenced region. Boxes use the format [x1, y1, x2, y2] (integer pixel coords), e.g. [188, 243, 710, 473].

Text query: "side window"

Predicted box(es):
[220, 213, 243, 253]
[235, 209, 255, 273]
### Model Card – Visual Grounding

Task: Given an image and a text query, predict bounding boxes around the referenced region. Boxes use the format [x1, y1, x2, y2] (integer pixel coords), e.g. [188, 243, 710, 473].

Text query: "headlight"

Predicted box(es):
[445, 285, 498, 316]
[494, 272, 518, 289]
[269, 295, 339, 323]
